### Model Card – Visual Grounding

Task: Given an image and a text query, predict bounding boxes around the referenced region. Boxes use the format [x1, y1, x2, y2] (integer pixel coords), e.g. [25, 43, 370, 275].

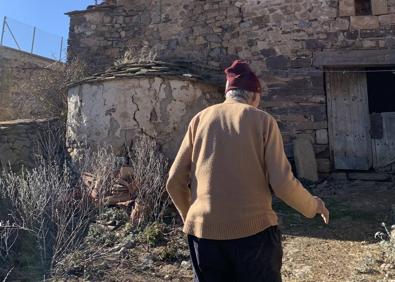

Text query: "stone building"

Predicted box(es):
[66, 0, 395, 175]
[0, 46, 60, 121]
[66, 62, 222, 159]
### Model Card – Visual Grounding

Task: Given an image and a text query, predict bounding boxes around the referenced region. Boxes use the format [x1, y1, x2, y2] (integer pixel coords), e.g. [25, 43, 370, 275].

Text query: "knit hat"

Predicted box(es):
[224, 60, 261, 94]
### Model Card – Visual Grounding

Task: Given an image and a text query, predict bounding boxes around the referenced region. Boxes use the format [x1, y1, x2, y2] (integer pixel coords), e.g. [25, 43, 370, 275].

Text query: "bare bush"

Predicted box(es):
[0, 146, 118, 278]
[34, 120, 67, 166]
[22, 58, 88, 118]
[128, 136, 170, 227]
[0, 162, 86, 268]
[75, 146, 119, 205]
[0, 221, 21, 262]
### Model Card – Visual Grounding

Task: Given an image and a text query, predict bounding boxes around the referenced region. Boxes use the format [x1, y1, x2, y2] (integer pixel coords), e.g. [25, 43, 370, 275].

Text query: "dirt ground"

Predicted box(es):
[55, 178, 395, 282]
[279, 178, 395, 282]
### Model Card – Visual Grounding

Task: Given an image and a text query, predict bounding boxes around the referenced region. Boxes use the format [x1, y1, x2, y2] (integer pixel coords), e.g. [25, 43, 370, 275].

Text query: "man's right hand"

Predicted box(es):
[314, 197, 329, 224]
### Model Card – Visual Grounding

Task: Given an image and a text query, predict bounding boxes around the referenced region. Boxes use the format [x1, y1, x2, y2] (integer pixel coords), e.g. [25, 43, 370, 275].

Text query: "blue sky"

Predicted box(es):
[0, 0, 96, 60]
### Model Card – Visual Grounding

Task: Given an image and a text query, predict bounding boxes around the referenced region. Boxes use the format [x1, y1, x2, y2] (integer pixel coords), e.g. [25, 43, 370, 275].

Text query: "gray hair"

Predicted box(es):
[225, 89, 256, 103]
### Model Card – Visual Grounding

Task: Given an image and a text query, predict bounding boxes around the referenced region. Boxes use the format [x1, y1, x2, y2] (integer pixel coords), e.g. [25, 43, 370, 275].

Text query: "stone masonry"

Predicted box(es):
[66, 0, 395, 173]
[0, 46, 60, 121]
[0, 118, 62, 171]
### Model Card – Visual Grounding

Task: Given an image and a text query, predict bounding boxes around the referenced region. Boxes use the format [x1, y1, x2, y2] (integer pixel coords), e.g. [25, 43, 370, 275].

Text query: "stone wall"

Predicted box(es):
[0, 118, 62, 171]
[0, 46, 59, 121]
[66, 0, 395, 172]
[67, 75, 222, 159]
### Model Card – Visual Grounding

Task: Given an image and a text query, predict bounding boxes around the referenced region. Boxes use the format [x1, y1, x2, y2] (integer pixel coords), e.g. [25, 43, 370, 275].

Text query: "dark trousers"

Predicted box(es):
[187, 226, 283, 282]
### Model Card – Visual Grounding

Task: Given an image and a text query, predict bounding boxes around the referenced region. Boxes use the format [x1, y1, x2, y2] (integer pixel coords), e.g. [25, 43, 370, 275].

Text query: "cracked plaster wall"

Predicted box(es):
[67, 76, 222, 159]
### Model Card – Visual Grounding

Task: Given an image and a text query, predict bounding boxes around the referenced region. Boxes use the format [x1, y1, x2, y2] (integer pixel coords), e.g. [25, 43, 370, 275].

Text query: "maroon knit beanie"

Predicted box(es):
[224, 60, 261, 94]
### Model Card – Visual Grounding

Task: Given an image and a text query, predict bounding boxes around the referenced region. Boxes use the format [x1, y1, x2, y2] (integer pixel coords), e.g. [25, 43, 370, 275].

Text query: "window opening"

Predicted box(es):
[367, 67, 395, 113]
[355, 0, 372, 15]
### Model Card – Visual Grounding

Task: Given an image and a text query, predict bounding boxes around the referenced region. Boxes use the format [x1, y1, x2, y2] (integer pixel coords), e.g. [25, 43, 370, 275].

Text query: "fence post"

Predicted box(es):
[5, 19, 21, 50]
[59, 36, 63, 61]
[0, 16, 6, 46]
[31, 26, 36, 53]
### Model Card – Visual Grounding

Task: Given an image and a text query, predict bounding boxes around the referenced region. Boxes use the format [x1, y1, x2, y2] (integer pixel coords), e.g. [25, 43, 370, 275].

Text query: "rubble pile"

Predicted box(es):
[81, 166, 142, 224]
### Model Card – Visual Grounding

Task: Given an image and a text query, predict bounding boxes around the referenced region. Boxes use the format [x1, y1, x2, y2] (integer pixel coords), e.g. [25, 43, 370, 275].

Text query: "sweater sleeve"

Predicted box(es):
[264, 116, 318, 218]
[166, 120, 194, 222]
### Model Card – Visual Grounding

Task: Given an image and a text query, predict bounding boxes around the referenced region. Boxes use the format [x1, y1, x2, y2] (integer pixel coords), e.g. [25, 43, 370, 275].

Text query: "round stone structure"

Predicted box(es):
[66, 62, 223, 159]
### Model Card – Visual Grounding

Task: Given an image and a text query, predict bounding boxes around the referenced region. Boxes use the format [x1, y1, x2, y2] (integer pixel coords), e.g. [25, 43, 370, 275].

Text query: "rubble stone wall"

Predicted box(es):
[0, 118, 62, 171]
[67, 76, 222, 159]
[0, 46, 59, 121]
[67, 0, 395, 172]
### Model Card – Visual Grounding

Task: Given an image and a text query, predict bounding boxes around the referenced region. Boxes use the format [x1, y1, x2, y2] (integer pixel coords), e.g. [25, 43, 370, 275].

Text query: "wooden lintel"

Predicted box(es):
[313, 49, 395, 67]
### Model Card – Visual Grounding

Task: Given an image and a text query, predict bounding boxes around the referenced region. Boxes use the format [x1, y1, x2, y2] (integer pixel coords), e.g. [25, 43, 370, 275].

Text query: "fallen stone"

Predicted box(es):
[293, 137, 319, 182]
[347, 172, 391, 181]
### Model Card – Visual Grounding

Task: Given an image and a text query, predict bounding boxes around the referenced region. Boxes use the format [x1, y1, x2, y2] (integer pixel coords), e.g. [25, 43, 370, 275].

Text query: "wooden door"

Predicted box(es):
[372, 112, 395, 168]
[326, 71, 372, 170]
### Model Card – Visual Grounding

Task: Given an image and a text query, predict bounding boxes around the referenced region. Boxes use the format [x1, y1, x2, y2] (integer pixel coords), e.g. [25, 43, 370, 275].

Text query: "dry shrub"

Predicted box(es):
[23, 58, 88, 118]
[0, 146, 117, 279]
[0, 133, 170, 279]
[71, 136, 170, 228]
[0, 161, 92, 273]
[128, 136, 170, 227]
[34, 119, 67, 166]
[74, 146, 121, 208]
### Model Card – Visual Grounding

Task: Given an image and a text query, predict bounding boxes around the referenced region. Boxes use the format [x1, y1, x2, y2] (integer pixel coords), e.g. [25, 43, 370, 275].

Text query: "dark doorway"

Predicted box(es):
[367, 67, 395, 113]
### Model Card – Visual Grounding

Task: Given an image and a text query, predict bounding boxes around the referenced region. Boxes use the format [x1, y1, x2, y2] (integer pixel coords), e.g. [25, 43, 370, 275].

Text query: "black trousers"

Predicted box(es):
[187, 226, 283, 282]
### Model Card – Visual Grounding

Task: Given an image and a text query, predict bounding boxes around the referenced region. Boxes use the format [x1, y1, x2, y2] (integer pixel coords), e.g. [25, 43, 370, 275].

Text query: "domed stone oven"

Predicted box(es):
[66, 62, 223, 159]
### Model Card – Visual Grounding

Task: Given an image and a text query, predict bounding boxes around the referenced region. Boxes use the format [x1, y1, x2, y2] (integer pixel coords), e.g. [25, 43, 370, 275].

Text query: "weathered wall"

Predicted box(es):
[66, 0, 395, 172]
[0, 46, 59, 121]
[67, 76, 222, 159]
[0, 118, 62, 171]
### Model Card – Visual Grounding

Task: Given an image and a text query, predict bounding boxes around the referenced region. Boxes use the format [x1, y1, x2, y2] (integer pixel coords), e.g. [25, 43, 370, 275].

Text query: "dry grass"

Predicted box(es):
[114, 43, 158, 66]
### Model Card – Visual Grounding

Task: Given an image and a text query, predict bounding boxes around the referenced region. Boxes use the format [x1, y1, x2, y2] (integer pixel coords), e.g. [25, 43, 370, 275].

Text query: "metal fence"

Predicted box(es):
[0, 16, 65, 61]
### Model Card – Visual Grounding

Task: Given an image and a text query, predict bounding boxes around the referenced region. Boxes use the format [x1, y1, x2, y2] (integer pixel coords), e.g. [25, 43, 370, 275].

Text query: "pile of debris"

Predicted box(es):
[81, 166, 143, 225]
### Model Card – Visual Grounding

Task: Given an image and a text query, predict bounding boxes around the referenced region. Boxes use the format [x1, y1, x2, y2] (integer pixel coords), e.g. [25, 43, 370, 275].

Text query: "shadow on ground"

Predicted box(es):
[274, 179, 395, 242]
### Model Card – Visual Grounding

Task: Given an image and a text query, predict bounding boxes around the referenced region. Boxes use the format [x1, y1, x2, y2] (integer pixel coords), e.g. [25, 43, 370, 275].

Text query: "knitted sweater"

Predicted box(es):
[166, 99, 318, 240]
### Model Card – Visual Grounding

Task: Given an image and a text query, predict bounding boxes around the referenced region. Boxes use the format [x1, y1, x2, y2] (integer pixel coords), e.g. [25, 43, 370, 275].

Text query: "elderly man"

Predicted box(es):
[166, 60, 329, 282]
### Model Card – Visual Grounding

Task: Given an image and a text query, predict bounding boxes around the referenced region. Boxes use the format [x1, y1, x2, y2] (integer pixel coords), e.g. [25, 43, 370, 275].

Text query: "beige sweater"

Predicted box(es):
[166, 99, 318, 240]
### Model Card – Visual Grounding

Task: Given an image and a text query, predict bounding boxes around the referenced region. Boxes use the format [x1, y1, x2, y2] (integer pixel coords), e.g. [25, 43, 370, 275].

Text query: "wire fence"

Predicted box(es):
[0, 16, 65, 61]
